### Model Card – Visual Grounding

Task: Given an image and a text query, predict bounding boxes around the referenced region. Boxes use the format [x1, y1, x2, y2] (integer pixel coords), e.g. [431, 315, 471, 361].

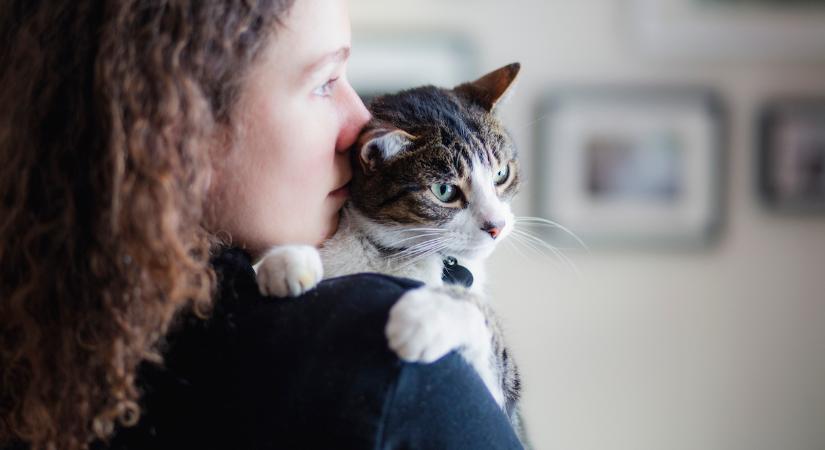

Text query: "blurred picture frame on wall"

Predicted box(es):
[346, 30, 477, 103]
[630, 0, 825, 60]
[758, 98, 825, 213]
[534, 87, 725, 248]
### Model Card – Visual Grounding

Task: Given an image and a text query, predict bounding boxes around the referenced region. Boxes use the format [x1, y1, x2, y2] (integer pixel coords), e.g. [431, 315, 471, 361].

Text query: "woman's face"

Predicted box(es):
[208, 0, 369, 260]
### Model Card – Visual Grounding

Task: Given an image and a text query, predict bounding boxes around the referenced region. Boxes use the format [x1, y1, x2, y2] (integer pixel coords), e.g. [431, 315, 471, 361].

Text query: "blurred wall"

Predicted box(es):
[350, 1, 825, 449]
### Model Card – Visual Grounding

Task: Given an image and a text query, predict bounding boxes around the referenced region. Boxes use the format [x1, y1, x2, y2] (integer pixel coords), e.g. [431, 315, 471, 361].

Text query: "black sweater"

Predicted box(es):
[92, 248, 524, 449]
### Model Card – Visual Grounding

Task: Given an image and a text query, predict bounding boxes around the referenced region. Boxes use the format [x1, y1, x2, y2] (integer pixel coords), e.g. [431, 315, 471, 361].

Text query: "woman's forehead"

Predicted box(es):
[258, 0, 352, 85]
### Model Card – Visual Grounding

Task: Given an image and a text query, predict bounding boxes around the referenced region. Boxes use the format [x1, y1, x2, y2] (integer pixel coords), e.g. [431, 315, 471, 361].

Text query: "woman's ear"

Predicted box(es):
[454, 62, 521, 112]
[357, 127, 416, 172]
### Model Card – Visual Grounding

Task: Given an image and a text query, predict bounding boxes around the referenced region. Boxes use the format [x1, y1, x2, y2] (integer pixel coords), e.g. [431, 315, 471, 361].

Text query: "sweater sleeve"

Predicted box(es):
[378, 356, 524, 450]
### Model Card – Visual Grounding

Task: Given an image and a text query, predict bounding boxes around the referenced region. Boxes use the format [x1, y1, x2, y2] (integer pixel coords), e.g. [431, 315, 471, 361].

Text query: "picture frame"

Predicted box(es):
[629, 0, 825, 60]
[757, 98, 825, 213]
[534, 87, 725, 248]
[347, 30, 478, 102]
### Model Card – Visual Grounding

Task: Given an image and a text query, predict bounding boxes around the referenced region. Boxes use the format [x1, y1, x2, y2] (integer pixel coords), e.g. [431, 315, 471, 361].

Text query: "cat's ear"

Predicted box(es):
[454, 62, 521, 112]
[358, 127, 416, 172]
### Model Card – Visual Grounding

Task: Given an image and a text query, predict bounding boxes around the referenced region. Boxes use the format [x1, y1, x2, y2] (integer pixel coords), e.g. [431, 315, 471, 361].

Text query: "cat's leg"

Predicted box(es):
[254, 245, 324, 298]
[472, 296, 522, 411]
[385, 285, 505, 407]
[461, 294, 525, 441]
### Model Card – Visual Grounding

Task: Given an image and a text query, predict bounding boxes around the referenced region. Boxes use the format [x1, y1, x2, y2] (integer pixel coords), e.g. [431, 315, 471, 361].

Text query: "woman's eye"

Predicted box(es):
[493, 163, 510, 185]
[430, 183, 460, 203]
[312, 77, 339, 97]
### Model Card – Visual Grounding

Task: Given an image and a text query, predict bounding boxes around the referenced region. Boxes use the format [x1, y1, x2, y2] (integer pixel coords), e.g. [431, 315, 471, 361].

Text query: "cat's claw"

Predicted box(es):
[255, 245, 324, 298]
[385, 287, 488, 363]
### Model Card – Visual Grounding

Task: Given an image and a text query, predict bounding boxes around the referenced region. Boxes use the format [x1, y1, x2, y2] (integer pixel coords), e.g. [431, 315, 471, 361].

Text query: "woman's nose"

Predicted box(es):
[335, 80, 371, 153]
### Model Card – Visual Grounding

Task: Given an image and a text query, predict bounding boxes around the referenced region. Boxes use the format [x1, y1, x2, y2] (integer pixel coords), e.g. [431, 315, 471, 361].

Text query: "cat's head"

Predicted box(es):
[349, 63, 522, 260]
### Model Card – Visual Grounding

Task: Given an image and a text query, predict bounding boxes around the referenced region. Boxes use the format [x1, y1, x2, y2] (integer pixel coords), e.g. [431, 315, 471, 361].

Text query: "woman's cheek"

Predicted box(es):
[307, 113, 341, 161]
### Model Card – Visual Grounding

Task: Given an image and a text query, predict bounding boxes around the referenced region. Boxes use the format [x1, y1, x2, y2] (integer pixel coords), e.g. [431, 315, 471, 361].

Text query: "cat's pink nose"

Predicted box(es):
[481, 221, 504, 239]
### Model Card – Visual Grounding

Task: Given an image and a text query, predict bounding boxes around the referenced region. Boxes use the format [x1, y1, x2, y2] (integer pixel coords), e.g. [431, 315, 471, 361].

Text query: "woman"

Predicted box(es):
[0, 1, 523, 449]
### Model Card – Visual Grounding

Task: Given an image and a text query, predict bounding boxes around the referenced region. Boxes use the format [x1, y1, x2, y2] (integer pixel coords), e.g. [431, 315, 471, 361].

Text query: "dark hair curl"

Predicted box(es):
[0, 1, 294, 449]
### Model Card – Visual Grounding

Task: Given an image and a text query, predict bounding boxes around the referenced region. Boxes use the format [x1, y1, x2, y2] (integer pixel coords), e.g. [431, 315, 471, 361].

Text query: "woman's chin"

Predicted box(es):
[319, 212, 341, 243]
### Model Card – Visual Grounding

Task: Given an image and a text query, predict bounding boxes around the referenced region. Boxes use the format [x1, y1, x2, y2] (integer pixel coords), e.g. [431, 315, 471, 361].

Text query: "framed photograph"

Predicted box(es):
[534, 87, 725, 247]
[629, 0, 825, 60]
[758, 99, 825, 212]
[347, 30, 477, 102]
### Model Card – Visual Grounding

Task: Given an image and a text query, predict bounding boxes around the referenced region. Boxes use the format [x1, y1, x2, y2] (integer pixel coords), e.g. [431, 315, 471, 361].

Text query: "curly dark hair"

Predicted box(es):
[0, 1, 294, 449]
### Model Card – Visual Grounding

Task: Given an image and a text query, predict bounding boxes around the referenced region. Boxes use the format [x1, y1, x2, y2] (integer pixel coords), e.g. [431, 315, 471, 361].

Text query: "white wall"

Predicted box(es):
[350, 1, 825, 449]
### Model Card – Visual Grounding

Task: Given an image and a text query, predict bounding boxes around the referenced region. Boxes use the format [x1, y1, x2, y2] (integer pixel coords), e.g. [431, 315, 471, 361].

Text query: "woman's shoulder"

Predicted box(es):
[208, 247, 426, 448]
[104, 247, 422, 448]
[215, 246, 422, 305]
[210, 247, 423, 348]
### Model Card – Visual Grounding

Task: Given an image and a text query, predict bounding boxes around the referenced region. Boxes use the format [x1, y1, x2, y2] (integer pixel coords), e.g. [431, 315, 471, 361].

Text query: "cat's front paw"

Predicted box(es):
[255, 245, 323, 298]
[385, 287, 488, 363]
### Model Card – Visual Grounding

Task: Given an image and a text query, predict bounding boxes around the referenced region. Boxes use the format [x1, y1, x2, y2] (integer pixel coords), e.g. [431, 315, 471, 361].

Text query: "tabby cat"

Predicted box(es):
[255, 63, 525, 436]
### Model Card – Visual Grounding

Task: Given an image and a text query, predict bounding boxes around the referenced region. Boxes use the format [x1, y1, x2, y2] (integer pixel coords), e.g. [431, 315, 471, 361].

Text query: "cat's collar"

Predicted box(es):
[442, 256, 473, 288]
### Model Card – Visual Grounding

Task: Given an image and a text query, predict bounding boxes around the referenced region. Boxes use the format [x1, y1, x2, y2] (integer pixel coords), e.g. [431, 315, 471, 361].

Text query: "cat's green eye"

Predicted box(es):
[494, 163, 510, 185]
[430, 183, 460, 203]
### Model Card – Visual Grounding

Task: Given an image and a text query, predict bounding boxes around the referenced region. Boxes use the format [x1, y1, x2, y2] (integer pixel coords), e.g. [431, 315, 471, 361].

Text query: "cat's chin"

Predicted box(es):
[449, 243, 497, 261]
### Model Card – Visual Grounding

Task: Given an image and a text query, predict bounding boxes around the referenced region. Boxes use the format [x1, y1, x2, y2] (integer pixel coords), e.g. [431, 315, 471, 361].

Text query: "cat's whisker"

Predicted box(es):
[396, 227, 448, 233]
[402, 237, 450, 255]
[508, 232, 553, 261]
[388, 237, 449, 261]
[397, 248, 447, 270]
[391, 246, 441, 263]
[508, 233, 574, 276]
[503, 237, 531, 261]
[514, 216, 589, 251]
[405, 240, 449, 258]
[389, 232, 445, 247]
[511, 228, 584, 251]
[369, 220, 446, 233]
[381, 228, 448, 247]
[511, 229, 582, 278]
[391, 235, 445, 252]
[512, 229, 559, 254]
[393, 241, 451, 271]
[512, 230, 554, 255]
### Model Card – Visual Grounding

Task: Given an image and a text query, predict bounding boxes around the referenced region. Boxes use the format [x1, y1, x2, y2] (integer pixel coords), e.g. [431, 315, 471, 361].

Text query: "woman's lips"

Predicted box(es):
[329, 182, 350, 198]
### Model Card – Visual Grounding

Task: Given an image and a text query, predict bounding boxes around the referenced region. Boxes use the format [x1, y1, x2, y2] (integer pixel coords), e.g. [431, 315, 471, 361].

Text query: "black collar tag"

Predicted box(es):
[441, 256, 473, 288]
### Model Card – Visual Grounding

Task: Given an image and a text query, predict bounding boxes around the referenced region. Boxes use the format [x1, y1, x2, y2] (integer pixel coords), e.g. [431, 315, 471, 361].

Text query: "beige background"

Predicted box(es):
[350, 1, 825, 449]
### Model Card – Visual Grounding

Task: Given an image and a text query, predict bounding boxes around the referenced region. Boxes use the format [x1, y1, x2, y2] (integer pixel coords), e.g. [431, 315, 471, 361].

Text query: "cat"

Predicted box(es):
[255, 63, 525, 437]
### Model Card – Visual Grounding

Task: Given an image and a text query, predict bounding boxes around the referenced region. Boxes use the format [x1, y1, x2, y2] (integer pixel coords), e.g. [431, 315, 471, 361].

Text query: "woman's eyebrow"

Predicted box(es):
[303, 46, 351, 77]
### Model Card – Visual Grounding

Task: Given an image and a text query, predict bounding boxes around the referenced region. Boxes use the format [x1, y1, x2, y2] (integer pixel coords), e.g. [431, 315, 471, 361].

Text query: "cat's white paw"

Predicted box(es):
[385, 287, 488, 363]
[255, 245, 324, 298]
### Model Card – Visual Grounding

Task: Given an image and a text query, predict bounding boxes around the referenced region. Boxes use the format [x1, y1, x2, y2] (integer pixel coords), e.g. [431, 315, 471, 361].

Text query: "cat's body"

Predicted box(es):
[255, 63, 526, 440]
[319, 205, 521, 421]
